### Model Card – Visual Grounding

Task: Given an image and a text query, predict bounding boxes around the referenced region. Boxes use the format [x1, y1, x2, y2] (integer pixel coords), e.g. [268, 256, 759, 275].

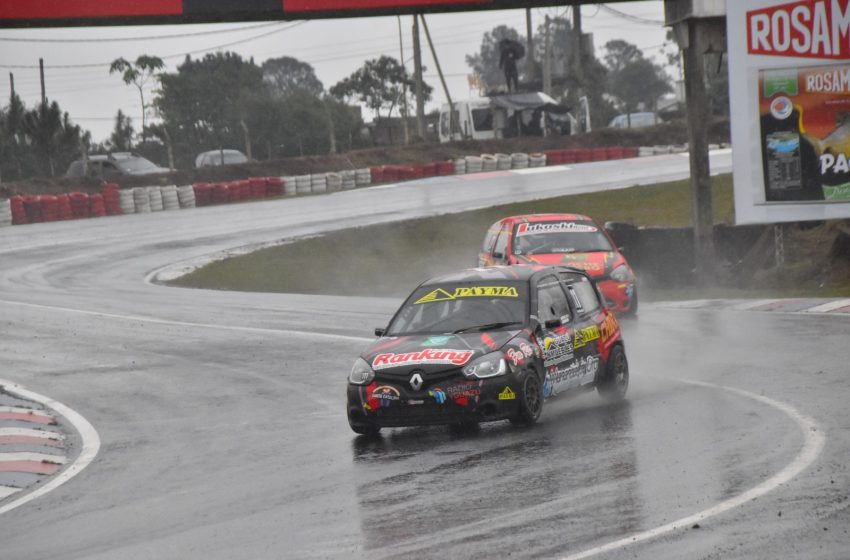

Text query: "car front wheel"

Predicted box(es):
[510, 371, 543, 426]
[597, 345, 629, 402]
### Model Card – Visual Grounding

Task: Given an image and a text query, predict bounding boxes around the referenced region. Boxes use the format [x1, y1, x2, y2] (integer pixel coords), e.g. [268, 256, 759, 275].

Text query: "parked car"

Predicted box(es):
[65, 152, 170, 178]
[194, 149, 248, 168]
[478, 214, 638, 315]
[608, 112, 660, 129]
[346, 265, 629, 435]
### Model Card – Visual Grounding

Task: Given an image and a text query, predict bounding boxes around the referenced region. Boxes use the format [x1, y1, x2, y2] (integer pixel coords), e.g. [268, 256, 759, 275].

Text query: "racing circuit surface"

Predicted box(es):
[1, 151, 849, 559]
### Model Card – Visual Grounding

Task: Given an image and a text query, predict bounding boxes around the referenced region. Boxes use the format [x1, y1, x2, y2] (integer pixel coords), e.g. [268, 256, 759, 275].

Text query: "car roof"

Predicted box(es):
[421, 265, 586, 286]
[501, 213, 594, 224]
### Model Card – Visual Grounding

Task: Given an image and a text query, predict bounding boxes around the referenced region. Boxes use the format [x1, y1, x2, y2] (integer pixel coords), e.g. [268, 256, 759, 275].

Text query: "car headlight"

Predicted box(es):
[610, 264, 635, 282]
[348, 357, 375, 385]
[462, 351, 507, 379]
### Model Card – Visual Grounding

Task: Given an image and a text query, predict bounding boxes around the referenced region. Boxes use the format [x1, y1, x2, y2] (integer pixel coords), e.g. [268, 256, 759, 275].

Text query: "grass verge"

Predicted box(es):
[168, 174, 850, 299]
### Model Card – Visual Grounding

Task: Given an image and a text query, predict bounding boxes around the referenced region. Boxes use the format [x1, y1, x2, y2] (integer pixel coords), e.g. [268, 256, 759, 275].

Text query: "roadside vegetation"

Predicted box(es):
[169, 173, 850, 300]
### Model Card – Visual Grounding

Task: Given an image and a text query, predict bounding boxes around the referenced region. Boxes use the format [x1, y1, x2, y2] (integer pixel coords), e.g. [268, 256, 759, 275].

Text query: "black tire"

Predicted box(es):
[348, 411, 381, 436]
[510, 371, 543, 426]
[597, 345, 629, 402]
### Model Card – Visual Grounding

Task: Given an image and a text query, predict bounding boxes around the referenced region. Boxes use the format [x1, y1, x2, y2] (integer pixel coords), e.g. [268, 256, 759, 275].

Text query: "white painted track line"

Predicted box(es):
[0, 428, 65, 440]
[805, 299, 850, 313]
[0, 486, 21, 499]
[0, 452, 67, 464]
[0, 379, 101, 516]
[557, 378, 825, 560]
[0, 406, 54, 418]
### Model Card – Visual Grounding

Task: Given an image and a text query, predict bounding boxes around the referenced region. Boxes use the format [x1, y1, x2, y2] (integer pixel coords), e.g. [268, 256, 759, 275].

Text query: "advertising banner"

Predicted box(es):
[728, 0, 850, 224]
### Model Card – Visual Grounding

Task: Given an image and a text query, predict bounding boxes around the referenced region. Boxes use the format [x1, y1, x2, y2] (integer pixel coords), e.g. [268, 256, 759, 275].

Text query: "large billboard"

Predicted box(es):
[0, 0, 603, 27]
[728, 0, 850, 224]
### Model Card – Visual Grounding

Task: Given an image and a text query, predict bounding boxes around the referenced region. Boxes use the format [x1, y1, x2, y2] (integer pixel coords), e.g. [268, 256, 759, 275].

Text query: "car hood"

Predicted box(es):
[128, 166, 171, 175]
[362, 331, 522, 374]
[513, 251, 619, 277]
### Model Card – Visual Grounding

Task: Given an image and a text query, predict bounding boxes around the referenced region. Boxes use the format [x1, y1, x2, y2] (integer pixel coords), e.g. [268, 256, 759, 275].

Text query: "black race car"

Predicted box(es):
[346, 265, 629, 435]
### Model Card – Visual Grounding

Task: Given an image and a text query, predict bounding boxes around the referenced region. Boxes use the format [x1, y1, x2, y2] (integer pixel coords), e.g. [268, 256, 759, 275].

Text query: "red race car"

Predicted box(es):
[478, 214, 637, 315]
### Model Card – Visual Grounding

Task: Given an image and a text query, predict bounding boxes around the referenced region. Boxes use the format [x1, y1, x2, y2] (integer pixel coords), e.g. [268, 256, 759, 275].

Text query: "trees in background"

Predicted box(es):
[109, 55, 164, 141]
[603, 39, 672, 118]
[108, 109, 134, 152]
[465, 25, 526, 92]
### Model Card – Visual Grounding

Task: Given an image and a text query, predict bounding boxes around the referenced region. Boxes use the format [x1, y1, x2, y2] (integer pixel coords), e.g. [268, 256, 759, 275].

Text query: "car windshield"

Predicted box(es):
[114, 156, 160, 173]
[512, 220, 613, 255]
[387, 282, 527, 335]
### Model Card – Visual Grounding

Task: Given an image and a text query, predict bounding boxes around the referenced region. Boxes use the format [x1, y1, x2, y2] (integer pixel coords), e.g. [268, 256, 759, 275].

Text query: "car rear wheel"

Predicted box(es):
[597, 345, 629, 402]
[510, 372, 543, 426]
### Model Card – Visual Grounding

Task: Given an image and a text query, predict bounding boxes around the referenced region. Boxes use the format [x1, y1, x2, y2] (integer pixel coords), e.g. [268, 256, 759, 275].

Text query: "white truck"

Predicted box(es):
[438, 92, 581, 143]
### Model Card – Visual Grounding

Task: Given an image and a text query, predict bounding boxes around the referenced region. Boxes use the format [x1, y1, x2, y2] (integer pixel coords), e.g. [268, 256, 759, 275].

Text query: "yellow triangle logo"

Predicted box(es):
[498, 387, 516, 400]
[414, 288, 455, 305]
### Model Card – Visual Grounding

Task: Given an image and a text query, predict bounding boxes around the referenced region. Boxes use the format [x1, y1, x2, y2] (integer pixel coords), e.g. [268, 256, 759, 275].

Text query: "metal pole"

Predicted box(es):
[525, 8, 534, 84]
[412, 15, 426, 139]
[397, 16, 410, 145]
[683, 19, 715, 281]
[9, 72, 14, 98]
[420, 15, 454, 137]
[39, 58, 46, 105]
[572, 5, 583, 85]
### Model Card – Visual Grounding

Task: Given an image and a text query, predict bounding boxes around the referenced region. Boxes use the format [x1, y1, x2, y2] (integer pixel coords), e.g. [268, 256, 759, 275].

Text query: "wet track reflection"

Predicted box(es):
[342, 371, 799, 559]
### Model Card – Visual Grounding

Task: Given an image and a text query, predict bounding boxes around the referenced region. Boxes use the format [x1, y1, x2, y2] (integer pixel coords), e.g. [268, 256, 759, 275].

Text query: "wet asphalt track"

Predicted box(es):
[1, 151, 849, 559]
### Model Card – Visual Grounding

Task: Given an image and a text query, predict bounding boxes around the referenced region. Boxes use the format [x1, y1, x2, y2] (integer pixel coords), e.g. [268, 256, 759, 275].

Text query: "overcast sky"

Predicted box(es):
[0, 1, 670, 143]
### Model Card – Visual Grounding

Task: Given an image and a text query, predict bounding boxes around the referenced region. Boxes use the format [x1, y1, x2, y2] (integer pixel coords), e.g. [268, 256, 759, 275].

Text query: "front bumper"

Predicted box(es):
[347, 376, 521, 427]
[597, 279, 636, 313]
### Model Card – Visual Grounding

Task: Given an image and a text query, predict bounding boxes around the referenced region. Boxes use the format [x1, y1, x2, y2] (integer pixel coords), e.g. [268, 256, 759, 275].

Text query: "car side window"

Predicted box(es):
[492, 228, 509, 258]
[481, 227, 499, 253]
[566, 277, 601, 315]
[536, 277, 571, 324]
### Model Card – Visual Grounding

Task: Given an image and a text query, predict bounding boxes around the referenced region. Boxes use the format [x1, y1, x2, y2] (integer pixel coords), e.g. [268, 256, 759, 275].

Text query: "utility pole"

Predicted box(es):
[572, 5, 583, 86]
[421, 15, 454, 137]
[397, 16, 410, 145]
[9, 72, 14, 98]
[412, 15, 426, 139]
[543, 15, 552, 96]
[525, 8, 534, 84]
[39, 58, 46, 105]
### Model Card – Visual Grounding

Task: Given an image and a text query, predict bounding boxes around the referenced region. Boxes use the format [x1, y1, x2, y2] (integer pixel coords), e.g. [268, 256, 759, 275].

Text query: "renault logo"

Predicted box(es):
[409, 372, 423, 391]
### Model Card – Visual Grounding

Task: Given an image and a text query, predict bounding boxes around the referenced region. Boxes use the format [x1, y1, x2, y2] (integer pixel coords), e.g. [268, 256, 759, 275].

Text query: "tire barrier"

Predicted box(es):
[453, 158, 467, 174]
[10, 196, 27, 225]
[39, 195, 59, 222]
[266, 176, 284, 197]
[310, 173, 327, 194]
[148, 186, 164, 212]
[102, 184, 122, 216]
[133, 187, 151, 213]
[69, 192, 90, 219]
[118, 189, 135, 214]
[57, 194, 72, 220]
[355, 168, 371, 187]
[0, 198, 11, 227]
[161, 185, 180, 211]
[326, 172, 342, 192]
[89, 193, 106, 217]
[4, 143, 651, 229]
[510, 153, 529, 169]
[481, 154, 498, 172]
[249, 177, 267, 199]
[23, 195, 43, 223]
[381, 165, 398, 183]
[465, 155, 483, 173]
[529, 153, 547, 168]
[295, 175, 312, 195]
[436, 160, 454, 175]
[340, 170, 356, 190]
[177, 185, 196, 209]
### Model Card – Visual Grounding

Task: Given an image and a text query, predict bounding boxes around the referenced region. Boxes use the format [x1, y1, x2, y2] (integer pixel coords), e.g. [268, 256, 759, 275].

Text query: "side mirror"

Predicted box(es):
[374, 327, 386, 337]
[544, 318, 563, 329]
[492, 251, 504, 259]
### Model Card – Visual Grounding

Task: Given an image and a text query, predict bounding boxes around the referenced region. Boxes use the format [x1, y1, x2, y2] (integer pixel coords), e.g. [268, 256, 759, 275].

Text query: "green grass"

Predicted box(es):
[171, 174, 739, 298]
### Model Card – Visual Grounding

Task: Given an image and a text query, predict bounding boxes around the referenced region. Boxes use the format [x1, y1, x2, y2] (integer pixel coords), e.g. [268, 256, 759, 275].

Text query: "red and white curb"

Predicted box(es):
[0, 380, 100, 515]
